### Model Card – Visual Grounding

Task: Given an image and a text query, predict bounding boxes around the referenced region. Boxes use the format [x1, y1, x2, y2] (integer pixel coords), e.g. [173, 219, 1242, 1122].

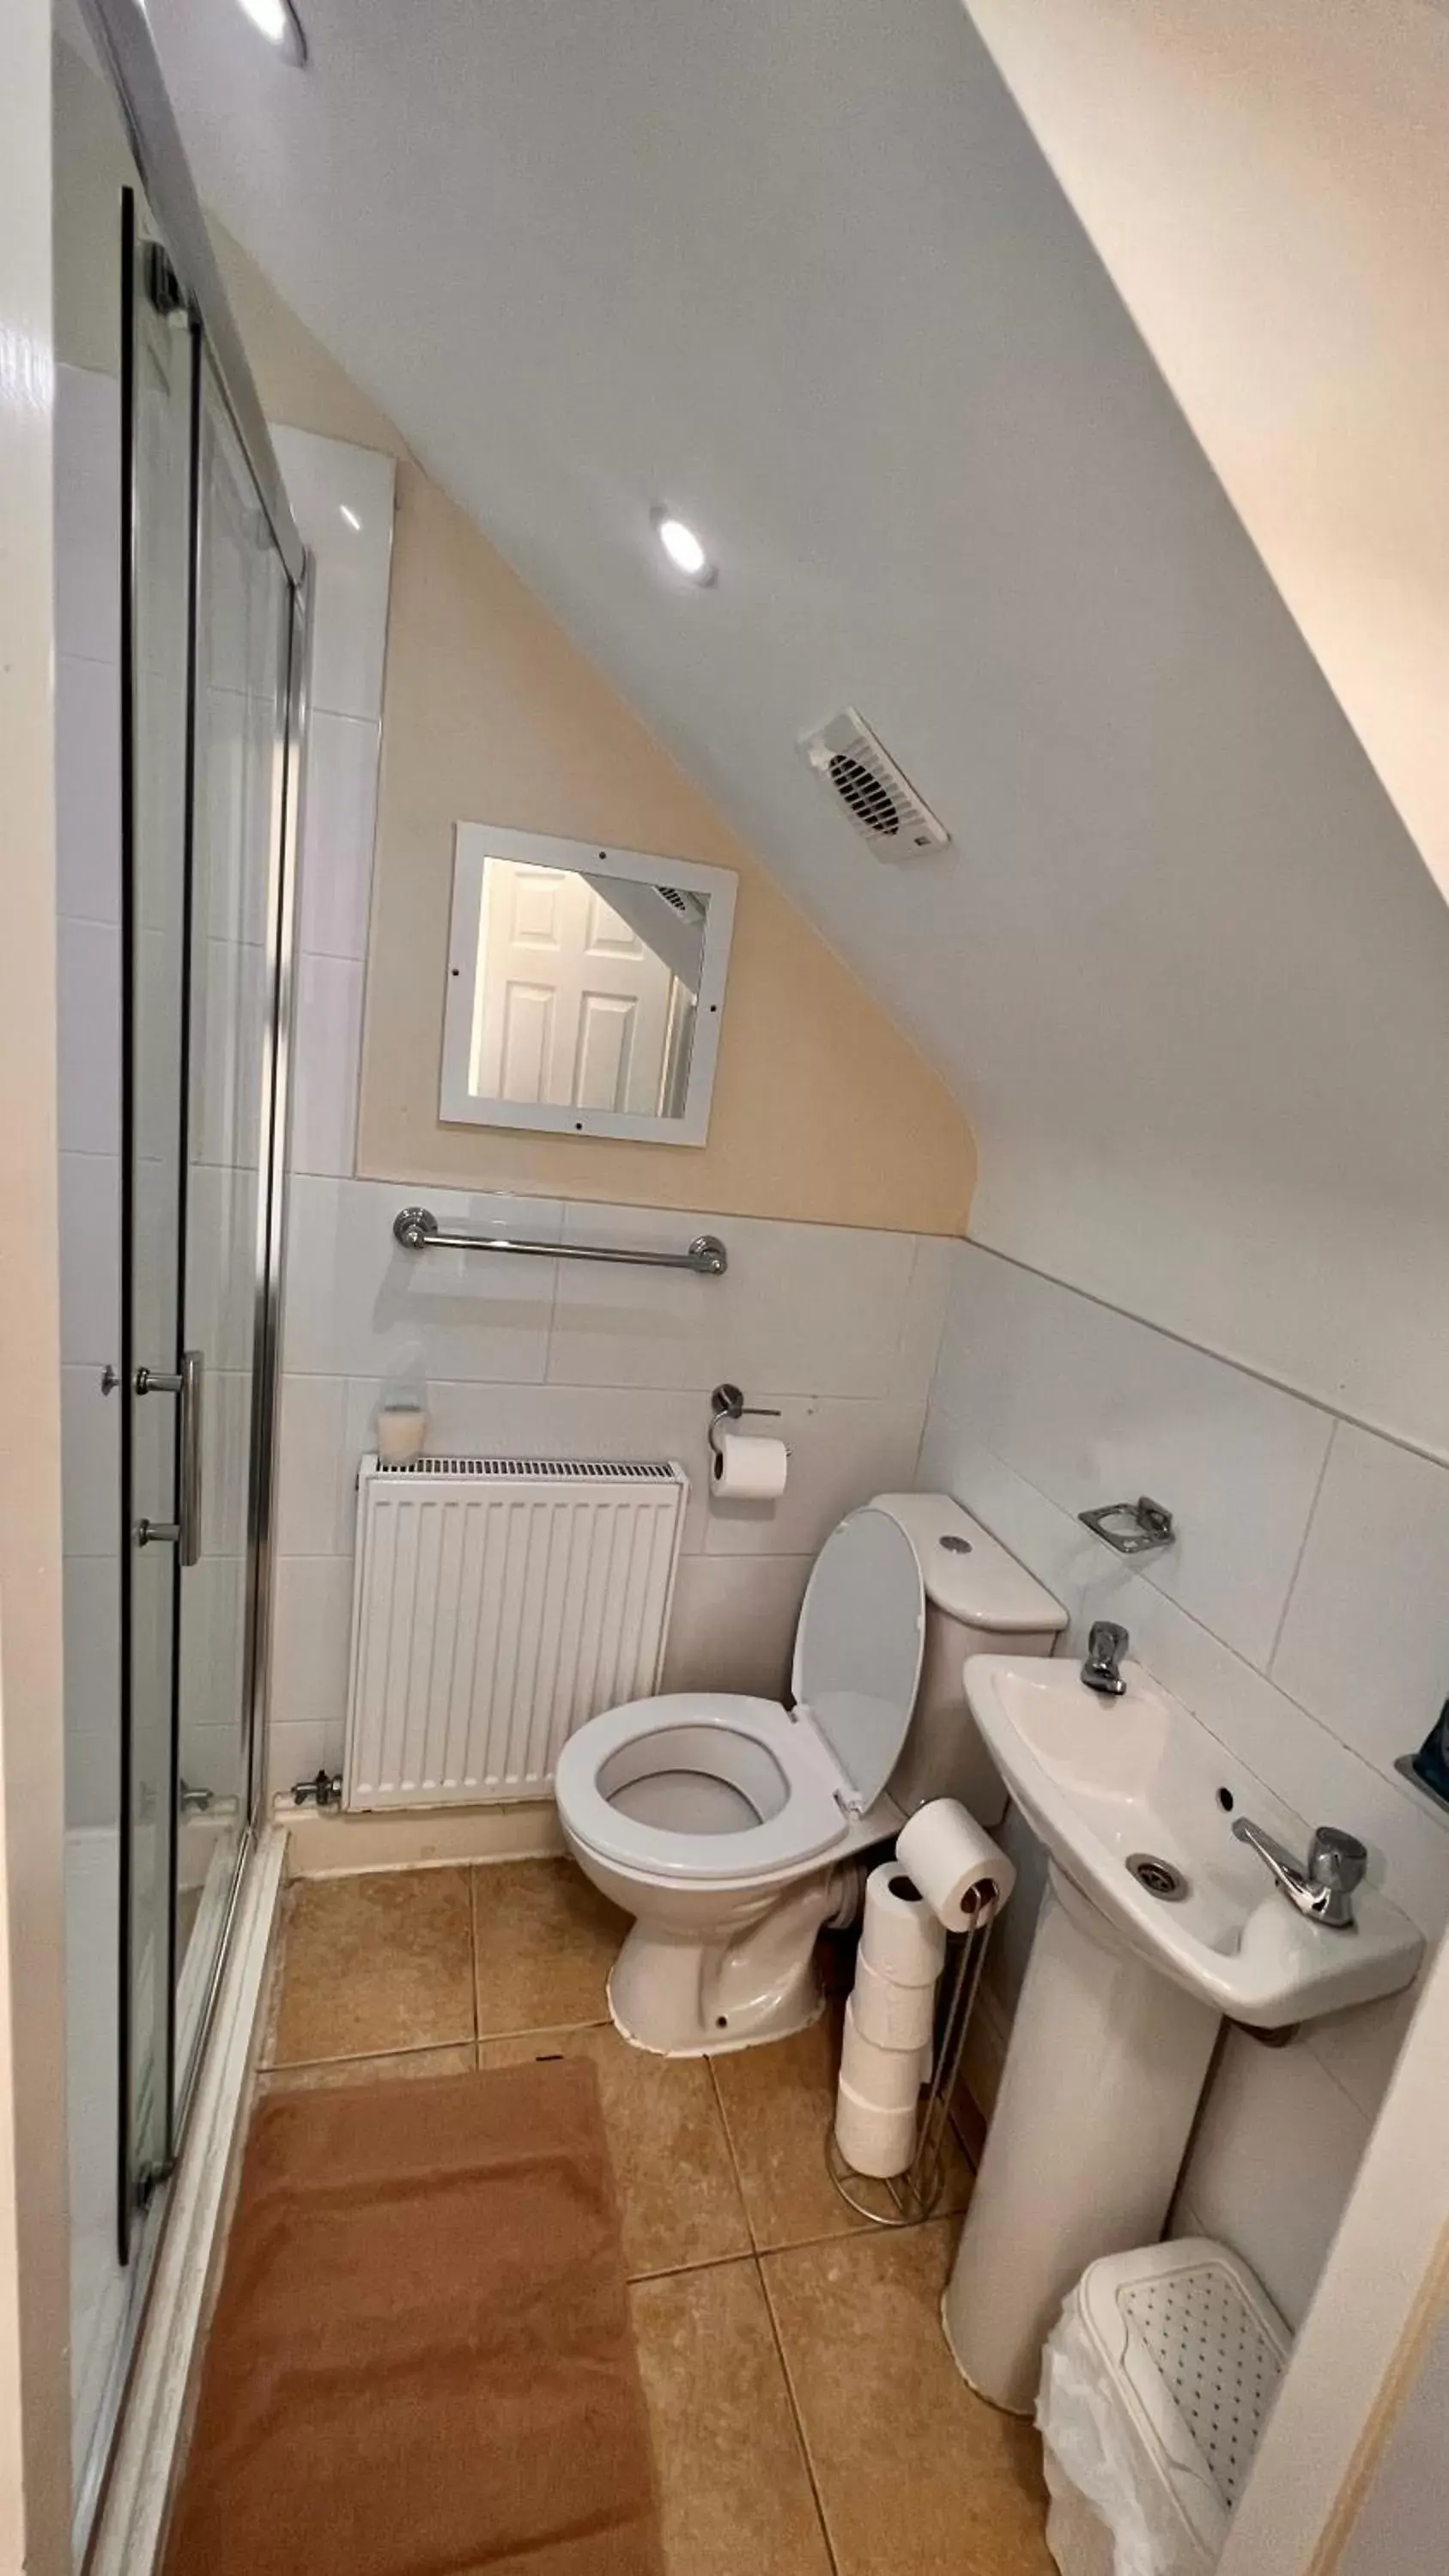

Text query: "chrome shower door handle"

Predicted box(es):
[179, 1348, 204, 1567]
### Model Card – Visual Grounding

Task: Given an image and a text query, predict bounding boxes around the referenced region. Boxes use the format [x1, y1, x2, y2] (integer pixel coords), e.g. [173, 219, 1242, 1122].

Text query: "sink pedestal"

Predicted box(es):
[943, 1863, 1219, 2413]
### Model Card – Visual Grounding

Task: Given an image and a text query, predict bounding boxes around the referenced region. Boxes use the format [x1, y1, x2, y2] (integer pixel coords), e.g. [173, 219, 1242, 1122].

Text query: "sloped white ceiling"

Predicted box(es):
[963, 0, 1449, 902]
[149, 0, 1449, 1451]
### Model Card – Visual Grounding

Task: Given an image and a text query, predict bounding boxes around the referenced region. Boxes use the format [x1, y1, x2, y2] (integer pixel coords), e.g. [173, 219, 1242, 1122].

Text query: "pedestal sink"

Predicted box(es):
[943, 1654, 1423, 2413]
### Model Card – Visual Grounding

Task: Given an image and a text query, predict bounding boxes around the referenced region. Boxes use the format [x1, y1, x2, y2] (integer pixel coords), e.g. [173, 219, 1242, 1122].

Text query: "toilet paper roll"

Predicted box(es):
[859, 1861, 948, 1986]
[840, 1995, 927, 2111]
[711, 1431, 789, 1501]
[895, 1798, 1016, 1933]
[850, 1951, 937, 2052]
[834, 2074, 918, 2179]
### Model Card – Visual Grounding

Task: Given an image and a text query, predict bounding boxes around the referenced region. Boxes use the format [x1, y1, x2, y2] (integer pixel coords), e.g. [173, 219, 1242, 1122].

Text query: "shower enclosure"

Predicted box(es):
[57, 4, 306, 2544]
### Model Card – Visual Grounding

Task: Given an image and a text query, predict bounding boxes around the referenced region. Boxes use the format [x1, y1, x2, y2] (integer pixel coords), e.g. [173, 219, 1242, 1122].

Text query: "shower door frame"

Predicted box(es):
[76, 0, 309, 2537]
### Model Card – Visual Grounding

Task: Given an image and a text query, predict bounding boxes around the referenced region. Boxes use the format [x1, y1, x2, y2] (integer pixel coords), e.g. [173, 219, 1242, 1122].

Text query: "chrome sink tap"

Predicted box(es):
[1080, 1620, 1129, 1698]
[1232, 1819, 1367, 1930]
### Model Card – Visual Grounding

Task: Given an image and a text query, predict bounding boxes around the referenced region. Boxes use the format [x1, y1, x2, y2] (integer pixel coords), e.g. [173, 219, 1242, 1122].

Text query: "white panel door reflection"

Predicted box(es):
[473, 859, 682, 1115]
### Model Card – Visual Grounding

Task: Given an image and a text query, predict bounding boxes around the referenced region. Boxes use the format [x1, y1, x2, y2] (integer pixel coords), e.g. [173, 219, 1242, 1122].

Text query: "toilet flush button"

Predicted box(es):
[939, 1534, 973, 1555]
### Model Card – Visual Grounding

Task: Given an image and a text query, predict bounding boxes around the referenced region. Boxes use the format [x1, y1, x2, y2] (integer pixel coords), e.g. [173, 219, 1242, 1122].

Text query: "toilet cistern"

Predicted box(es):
[1232, 1817, 1367, 1929]
[1080, 1620, 1129, 1697]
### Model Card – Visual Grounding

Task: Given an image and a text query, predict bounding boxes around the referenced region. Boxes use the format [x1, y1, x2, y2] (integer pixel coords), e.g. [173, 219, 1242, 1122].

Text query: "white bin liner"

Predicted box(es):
[1036, 2238, 1290, 2576]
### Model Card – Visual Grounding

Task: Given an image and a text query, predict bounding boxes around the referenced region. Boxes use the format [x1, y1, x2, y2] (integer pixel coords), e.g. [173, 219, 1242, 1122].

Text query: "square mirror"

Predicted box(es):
[440, 823, 737, 1144]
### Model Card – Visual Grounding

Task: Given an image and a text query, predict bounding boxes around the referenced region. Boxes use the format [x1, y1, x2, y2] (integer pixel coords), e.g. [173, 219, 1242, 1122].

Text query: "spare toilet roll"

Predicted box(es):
[896, 1797, 1016, 1933]
[851, 1950, 937, 2053]
[860, 1861, 948, 1986]
[840, 1994, 926, 2111]
[834, 2075, 918, 2179]
[711, 1431, 789, 1501]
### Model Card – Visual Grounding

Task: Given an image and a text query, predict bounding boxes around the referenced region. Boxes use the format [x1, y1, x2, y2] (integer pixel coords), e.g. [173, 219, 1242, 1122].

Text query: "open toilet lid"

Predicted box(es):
[791, 1506, 925, 1808]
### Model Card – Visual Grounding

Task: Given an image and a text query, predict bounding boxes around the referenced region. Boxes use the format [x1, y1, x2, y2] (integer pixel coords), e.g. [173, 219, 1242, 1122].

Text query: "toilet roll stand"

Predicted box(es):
[826, 1880, 1002, 2227]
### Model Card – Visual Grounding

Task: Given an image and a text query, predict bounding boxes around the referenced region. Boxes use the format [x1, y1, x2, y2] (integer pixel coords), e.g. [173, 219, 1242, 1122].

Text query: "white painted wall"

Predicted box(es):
[921, 1241, 1449, 2328]
[962, 0, 1449, 905]
[1, 2, 76, 2555]
[269, 423, 946, 1795]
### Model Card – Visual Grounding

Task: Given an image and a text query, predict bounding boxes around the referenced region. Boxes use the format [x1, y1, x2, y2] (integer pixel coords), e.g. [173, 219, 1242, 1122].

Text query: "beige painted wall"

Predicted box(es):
[357, 470, 973, 1232]
[56, 30, 973, 1236]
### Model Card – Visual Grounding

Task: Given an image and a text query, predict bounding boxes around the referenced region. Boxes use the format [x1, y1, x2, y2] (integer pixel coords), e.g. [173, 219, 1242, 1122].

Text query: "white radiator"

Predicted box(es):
[343, 1455, 688, 1809]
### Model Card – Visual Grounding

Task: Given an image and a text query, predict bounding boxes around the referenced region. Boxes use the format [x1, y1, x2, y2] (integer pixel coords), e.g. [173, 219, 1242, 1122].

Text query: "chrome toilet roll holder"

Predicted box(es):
[707, 1382, 783, 1461]
[826, 1877, 1005, 2228]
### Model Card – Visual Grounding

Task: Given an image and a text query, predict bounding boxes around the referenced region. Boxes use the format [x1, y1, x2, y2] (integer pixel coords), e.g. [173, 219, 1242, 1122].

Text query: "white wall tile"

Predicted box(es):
[57, 917, 121, 1159]
[282, 1177, 559, 1382]
[298, 711, 380, 960]
[894, 1235, 955, 1404]
[63, 1555, 119, 1832]
[934, 1244, 1333, 1668]
[58, 1153, 120, 1369]
[1177, 2028, 1371, 2327]
[54, 366, 119, 664]
[268, 1717, 343, 1800]
[191, 935, 264, 1170]
[61, 1369, 119, 1558]
[1273, 1423, 1449, 1786]
[185, 1162, 264, 1371]
[273, 428, 395, 720]
[199, 684, 275, 947]
[660, 1554, 813, 1700]
[56, 653, 121, 927]
[179, 1555, 247, 1749]
[343, 1375, 716, 1555]
[199, 1374, 256, 1564]
[703, 1395, 925, 1558]
[276, 1376, 352, 1558]
[270, 1554, 355, 1739]
[1304, 1984, 1421, 2123]
[178, 1722, 246, 1803]
[548, 1202, 920, 1397]
[924, 1406, 1449, 1942]
[291, 952, 363, 1177]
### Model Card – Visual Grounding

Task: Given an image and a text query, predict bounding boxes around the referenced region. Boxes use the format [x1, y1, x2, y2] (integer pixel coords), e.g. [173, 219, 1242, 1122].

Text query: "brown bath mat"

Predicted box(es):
[163, 2059, 664, 2576]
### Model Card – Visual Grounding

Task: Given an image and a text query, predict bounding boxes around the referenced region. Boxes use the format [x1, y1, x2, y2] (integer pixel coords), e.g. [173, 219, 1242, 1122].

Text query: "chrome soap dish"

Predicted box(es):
[1079, 1497, 1176, 1558]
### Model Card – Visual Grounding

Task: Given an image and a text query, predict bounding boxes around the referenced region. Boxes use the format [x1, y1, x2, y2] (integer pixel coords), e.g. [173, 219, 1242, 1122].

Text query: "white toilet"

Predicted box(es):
[555, 1492, 1067, 2055]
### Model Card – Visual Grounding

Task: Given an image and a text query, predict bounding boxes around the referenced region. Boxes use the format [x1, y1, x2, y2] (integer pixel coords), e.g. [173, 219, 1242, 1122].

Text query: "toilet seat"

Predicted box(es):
[556, 1504, 930, 1891]
[555, 1693, 851, 1885]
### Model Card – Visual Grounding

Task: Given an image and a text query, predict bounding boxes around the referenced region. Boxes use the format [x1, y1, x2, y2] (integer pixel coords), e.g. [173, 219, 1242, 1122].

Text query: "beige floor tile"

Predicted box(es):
[266, 1868, 475, 2066]
[763, 2221, 1053, 2576]
[471, 1856, 627, 2036]
[631, 2260, 833, 2576]
[477, 2023, 750, 2279]
[258, 2042, 477, 2096]
[710, 2007, 973, 2251]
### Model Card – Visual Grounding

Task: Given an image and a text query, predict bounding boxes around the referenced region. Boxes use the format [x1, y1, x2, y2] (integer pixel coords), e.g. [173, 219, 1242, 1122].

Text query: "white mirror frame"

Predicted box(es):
[440, 822, 737, 1145]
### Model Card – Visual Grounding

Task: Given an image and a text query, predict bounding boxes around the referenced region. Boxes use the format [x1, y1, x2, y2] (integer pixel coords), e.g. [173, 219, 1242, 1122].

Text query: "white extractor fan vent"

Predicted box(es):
[798, 708, 950, 857]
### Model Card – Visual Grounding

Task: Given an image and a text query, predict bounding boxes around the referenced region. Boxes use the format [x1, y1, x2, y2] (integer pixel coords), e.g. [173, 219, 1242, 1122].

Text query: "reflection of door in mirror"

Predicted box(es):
[441, 823, 736, 1145]
[474, 860, 682, 1115]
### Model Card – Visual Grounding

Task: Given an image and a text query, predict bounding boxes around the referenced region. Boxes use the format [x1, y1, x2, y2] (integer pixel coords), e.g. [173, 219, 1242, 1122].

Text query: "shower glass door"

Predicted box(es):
[172, 364, 289, 2106]
[120, 200, 196, 2239]
[120, 196, 297, 2254]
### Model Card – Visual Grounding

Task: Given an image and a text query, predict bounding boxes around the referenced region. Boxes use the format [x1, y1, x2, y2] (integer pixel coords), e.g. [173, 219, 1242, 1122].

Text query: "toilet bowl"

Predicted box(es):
[555, 1493, 1066, 2055]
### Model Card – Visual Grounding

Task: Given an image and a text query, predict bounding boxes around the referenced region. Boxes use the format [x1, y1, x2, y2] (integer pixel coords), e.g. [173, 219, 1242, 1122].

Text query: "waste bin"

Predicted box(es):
[1037, 2237, 1291, 2576]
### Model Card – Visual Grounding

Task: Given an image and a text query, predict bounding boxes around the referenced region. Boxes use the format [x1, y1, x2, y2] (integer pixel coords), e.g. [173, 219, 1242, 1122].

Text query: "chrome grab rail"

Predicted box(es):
[392, 1206, 728, 1275]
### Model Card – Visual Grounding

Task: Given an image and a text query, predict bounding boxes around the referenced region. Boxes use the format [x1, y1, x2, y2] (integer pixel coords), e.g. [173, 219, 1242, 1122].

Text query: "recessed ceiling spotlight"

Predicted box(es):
[651, 507, 716, 586]
[234, 0, 307, 66]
